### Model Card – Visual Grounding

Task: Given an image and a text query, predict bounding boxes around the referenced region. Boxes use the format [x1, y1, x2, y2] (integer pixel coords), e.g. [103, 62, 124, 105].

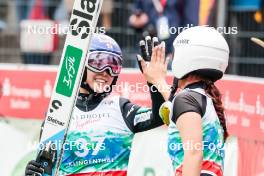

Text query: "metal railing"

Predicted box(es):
[225, 1, 264, 78]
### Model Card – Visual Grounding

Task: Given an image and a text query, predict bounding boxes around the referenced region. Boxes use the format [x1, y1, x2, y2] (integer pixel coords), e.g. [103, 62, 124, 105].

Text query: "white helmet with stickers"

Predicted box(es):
[172, 26, 230, 81]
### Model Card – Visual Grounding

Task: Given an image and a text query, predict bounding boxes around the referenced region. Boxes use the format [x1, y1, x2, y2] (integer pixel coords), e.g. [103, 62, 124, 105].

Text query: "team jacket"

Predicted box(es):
[56, 86, 164, 175]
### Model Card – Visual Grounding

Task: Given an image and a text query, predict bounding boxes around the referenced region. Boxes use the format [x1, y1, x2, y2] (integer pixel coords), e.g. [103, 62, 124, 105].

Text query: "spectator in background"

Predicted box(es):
[64, 0, 74, 18]
[199, 0, 218, 26]
[44, 0, 61, 19]
[16, 0, 61, 22]
[16, 0, 61, 64]
[16, 0, 31, 22]
[129, 0, 200, 56]
[101, 0, 113, 30]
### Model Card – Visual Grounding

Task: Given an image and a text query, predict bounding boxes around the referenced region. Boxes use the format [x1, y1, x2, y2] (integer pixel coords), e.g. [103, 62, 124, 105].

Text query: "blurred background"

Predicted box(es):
[0, 0, 264, 176]
[0, 0, 264, 77]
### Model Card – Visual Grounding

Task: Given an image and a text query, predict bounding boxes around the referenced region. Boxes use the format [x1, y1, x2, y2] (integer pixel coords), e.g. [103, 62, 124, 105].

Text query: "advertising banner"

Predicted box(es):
[0, 64, 263, 176]
[1, 65, 263, 141]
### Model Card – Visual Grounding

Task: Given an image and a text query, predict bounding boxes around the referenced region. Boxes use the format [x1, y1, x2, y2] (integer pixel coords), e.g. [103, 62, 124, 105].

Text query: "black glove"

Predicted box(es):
[25, 160, 44, 176]
[137, 36, 160, 72]
[25, 142, 57, 176]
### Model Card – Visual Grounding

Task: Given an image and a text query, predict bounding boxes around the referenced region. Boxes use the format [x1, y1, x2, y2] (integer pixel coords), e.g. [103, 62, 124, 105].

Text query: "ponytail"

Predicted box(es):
[204, 80, 228, 141]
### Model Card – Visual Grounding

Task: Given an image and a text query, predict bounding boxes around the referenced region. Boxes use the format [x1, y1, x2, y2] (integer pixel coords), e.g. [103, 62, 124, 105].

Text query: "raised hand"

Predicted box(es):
[137, 36, 160, 72]
[137, 41, 171, 100]
[137, 41, 168, 84]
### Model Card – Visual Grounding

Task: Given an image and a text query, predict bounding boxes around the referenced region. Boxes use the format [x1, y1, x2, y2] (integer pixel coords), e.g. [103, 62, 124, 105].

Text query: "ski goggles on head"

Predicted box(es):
[86, 51, 122, 77]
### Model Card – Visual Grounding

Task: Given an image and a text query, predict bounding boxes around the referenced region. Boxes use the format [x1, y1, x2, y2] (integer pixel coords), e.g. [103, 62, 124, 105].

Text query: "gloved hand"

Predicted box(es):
[25, 141, 57, 176]
[136, 36, 160, 72]
[25, 160, 44, 176]
[137, 37, 178, 126]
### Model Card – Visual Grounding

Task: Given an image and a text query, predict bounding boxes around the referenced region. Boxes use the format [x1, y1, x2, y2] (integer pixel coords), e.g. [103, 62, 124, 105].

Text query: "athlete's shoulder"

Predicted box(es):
[174, 90, 205, 104]
[171, 90, 207, 122]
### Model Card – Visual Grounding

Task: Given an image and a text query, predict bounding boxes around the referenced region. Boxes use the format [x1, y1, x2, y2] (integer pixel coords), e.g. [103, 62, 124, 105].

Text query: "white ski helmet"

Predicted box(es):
[172, 26, 229, 81]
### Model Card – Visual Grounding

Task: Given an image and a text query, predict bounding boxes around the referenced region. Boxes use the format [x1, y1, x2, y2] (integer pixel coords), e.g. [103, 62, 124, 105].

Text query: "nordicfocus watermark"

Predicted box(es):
[93, 82, 171, 94]
[25, 23, 106, 35]
[28, 138, 106, 157]
[168, 140, 225, 157]
[159, 24, 238, 35]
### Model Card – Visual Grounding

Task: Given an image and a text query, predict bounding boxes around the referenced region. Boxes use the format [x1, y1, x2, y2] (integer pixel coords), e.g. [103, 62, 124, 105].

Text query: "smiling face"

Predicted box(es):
[86, 69, 115, 93]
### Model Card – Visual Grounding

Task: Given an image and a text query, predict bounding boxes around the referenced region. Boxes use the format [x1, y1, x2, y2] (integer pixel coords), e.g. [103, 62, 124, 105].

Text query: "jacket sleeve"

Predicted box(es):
[120, 83, 165, 133]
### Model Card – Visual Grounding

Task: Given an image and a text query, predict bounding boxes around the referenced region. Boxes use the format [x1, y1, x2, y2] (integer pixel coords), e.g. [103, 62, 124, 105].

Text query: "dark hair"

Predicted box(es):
[204, 80, 228, 141]
[170, 71, 229, 141]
